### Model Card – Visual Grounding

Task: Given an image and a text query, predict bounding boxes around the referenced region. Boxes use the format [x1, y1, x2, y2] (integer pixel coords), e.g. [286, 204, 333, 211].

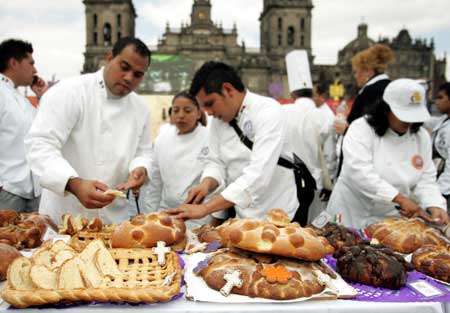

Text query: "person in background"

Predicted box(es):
[335, 44, 394, 177]
[312, 83, 337, 200]
[25, 37, 152, 224]
[283, 50, 325, 224]
[146, 91, 221, 227]
[431, 82, 450, 212]
[167, 61, 298, 222]
[327, 79, 449, 228]
[0, 39, 47, 212]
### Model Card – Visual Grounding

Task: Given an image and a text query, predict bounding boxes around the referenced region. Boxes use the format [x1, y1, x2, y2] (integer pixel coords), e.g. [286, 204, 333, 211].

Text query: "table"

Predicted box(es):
[0, 297, 445, 313]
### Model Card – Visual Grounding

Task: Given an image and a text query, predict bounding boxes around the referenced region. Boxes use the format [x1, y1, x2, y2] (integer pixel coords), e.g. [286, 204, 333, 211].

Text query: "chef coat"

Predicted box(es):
[431, 116, 450, 195]
[283, 97, 324, 189]
[0, 73, 40, 199]
[201, 91, 298, 219]
[318, 102, 337, 185]
[327, 117, 446, 228]
[25, 68, 152, 224]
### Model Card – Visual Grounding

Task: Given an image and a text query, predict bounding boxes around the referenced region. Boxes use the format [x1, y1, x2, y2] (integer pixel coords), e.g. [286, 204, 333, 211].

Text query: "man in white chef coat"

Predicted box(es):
[0, 39, 47, 212]
[167, 61, 299, 221]
[25, 37, 153, 224]
[283, 50, 325, 224]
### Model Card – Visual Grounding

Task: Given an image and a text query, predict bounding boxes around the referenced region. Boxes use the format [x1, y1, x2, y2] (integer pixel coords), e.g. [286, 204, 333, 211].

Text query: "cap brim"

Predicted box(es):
[390, 104, 431, 123]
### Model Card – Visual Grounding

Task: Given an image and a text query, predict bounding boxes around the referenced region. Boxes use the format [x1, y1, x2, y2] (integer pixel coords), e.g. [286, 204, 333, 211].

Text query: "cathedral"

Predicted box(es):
[83, 0, 446, 99]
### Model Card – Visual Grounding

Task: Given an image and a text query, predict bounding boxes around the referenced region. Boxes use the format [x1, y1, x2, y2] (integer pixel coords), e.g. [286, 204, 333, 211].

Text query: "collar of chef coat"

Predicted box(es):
[94, 67, 125, 101]
[358, 73, 389, 95]
[0, 73, 16, 91]
[234, 90, 250, 122]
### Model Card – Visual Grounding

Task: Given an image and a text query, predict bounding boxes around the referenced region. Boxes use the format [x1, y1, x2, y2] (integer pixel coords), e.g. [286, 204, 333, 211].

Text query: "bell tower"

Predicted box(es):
[191, 0, 213, 27]
[83, 0, 136, 73]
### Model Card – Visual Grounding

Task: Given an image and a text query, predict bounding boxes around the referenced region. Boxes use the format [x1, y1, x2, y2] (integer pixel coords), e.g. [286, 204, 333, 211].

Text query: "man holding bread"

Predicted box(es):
[25, 37, 152, 224]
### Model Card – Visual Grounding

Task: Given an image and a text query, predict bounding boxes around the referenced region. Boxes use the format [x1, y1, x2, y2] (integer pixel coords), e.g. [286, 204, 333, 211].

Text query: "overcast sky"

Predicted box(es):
[1, 0, 449, 81]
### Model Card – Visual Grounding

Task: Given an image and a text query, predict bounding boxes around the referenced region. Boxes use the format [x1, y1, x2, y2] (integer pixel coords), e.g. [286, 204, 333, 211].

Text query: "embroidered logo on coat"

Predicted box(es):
[243, 120, 253, 137]
[412, 154, 424, 170]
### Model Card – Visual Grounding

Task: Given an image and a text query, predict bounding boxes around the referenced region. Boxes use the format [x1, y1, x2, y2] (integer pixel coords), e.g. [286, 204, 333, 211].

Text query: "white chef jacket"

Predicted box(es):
[327, 117, 446, 228]
[25, 68, 152, 224]
[283, 97, 325, 189]
[318, 102, 337, 184]
[202, 91, 298, 219]
[0, 73, 40, 198]
[431, 116, 450, 195]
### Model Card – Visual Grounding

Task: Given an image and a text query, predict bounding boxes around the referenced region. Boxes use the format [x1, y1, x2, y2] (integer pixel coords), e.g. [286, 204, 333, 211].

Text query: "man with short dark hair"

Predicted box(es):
[25, 37, 153, 223]
[167, 61, 298, 221]
[0, 38, 47, 212]
[431, 82, 450, 211]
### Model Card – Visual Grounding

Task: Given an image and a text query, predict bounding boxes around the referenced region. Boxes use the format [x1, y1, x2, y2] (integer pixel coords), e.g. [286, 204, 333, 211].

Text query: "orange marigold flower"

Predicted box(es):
[260, 264, 293, 284]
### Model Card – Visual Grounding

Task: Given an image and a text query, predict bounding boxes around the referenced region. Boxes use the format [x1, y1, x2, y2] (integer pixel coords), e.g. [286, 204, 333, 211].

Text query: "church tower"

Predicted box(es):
[83, 0, 136, 73]
[191, 0, 213, 27]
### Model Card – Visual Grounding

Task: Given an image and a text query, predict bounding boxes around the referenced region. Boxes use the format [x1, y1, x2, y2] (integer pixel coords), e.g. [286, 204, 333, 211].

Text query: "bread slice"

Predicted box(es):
[30, 264, 57, 290]
[50, 240, 75, 255]
[52, 249, 76, 269]
[72, 215, 89, 232]
[32, 249, 52, 268]
[78, 240, 105, 288]
[95, 248, 121, 278]
[57, 257, 85, 290]
[7, 257, 35, 291]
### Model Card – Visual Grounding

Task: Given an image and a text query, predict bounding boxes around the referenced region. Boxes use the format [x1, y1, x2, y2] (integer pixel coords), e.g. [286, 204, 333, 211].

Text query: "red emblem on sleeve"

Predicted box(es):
[412, 155, 424, 170]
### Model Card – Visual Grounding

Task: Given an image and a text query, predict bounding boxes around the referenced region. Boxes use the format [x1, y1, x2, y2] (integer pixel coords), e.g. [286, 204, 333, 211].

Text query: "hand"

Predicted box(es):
[319, 188, 332, 202]
[66, 178, 114, 209]
[334, 119, 348, 135]
[116, 167, 147, 195]
[30, 76, 48, 99]
[166, 204, 210, 220]
[426, 207, 450, 225]
[183, 183, 210, 204]
[393, 194, 421, 218]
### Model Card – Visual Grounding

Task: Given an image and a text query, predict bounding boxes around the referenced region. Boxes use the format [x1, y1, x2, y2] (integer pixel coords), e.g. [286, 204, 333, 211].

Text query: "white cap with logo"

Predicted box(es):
[382, 78, 431, 123]
[285, 50, 312, 93]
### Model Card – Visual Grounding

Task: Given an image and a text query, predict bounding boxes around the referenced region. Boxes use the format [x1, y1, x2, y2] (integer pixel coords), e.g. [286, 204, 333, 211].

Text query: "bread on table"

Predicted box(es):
[111, 212, 186, 249]
[334, 241, 413, 289]
[412, 244, 450, 282]
[197, 250, 329, 299]
[367, 217, 448, 254]
[310, 222, 362, 250]
[217, 210, 334, 261]
[0, 243, 21, 280]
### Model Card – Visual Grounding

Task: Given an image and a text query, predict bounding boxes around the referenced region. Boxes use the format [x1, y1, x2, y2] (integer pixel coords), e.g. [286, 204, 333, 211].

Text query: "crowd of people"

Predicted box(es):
[1, 36, 449, 230]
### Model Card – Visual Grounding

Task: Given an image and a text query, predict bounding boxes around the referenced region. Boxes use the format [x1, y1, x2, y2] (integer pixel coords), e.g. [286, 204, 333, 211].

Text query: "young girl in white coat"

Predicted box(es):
[327, 79, 450, 228]
[145, 91, 214, 227]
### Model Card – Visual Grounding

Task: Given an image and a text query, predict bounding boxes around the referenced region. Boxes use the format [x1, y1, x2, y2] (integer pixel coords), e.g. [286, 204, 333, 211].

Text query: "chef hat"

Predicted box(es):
[285, 50, 312, 93]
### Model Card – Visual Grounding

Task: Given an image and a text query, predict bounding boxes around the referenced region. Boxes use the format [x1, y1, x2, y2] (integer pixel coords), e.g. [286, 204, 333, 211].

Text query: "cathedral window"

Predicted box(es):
[300, 34, 305, 47]
[103, 23, 112, 46]
[278, 34, 282, 46]
[278, 17, 283, 31]
[93, 14, 97, 27]
[117, 14, 121, 28]
[287, 26, 295, 46]
[93, 32, 98, 45]
[300, 17, 305, 30]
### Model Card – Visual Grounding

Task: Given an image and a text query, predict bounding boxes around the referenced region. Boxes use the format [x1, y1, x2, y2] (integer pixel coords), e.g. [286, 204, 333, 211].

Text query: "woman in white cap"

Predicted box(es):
[327, 79, 449, 228]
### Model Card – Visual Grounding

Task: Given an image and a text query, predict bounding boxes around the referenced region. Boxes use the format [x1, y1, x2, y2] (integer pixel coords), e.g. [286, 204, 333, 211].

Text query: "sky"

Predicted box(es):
[1, 0, 449, 82]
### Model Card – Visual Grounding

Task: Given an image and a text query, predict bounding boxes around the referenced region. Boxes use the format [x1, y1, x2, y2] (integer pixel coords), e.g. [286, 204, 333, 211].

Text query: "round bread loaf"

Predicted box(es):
[367, 217, 448, 254]
[198, 250, 326, 299]
[412, 244, 450, 282]
[217, 217, 334, 261]
[111, 212, 186, 248]
[335, 242, 412, 289]
[310, 222, 362, 250]
[0, 243, 21, 280]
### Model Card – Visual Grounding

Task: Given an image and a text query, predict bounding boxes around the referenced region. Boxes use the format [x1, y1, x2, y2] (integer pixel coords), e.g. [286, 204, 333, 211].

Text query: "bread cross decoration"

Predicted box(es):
[152, 241, 171, 265]
[220, 270, 243, 297]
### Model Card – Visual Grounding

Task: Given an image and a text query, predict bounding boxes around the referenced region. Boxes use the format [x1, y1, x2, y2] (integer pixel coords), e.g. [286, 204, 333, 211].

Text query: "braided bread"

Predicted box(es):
[335, 242, 412, 289]
[111, 212, 186, 249]
[367, 218, 448, 254]
[217, 217, 334, 261]
[198, 250, 327, 299]
[412, 244, 450, 282]
[0, 243, 21, 280]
